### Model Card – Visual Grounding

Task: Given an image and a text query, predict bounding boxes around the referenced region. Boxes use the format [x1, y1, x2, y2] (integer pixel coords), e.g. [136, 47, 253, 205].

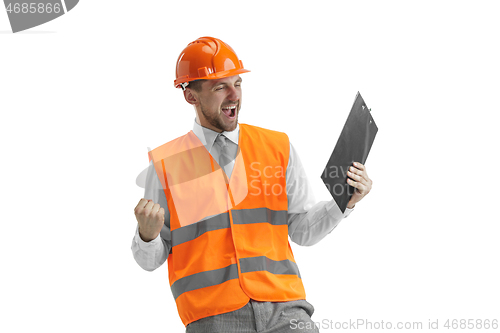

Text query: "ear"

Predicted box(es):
[183, 89, 199, 106]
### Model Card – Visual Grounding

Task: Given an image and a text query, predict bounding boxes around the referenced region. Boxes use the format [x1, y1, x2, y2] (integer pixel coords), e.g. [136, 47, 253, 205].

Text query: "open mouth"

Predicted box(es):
[221, 104, 237, 119]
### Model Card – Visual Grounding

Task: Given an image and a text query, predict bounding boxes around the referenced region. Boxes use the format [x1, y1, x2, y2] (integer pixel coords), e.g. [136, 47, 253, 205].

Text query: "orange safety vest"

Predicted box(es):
[148, 123, 306, 326]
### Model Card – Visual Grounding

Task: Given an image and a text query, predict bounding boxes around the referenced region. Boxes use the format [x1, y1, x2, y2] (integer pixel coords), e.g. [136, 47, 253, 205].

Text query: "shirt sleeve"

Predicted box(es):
[286, 142, 354, 246]
[131, 160, 172, 271]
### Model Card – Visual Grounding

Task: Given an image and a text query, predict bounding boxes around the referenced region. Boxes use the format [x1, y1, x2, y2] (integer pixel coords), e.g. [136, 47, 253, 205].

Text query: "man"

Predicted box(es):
[132, 37, 372, 333]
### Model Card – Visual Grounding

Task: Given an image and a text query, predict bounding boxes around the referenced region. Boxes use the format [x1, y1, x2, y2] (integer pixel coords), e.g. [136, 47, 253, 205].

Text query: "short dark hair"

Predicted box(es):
[187, 79, 207, 92]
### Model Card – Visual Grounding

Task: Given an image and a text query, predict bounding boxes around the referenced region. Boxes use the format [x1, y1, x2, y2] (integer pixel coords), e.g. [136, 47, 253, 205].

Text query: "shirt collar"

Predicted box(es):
[192, 118, 239, 154]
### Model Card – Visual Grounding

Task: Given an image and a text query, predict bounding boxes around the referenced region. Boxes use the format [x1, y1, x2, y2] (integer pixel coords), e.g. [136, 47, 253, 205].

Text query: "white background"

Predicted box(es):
[1, 1, 499, 332]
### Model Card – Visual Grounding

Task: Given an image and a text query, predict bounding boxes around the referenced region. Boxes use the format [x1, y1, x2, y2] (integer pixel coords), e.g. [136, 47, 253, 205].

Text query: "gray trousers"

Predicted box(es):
[185, 299, 320, 333]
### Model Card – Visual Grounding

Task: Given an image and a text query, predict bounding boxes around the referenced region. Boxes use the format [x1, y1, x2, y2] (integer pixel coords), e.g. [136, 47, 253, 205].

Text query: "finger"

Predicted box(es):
[347, 178, 367, 194]
[347, 169, 363, 182]
[346, 178, 356, 187]
[136, 198, 149, 208]
[134, 198, 149, 212]
[152, 203, 161, 215]
[348, 165, 364, 176]
[352, 162, 365, 171]
[351, 165, 370, 184]
[143, 200, 156, 215]
[157, 208, 165, 222]
[349, 167, 370, 185]
[349, 166, 366, 179]
[137, 200, 154, 216]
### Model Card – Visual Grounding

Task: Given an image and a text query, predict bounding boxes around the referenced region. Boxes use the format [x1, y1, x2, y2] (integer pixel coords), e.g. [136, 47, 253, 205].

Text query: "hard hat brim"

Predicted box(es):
[174, 68, 250, 88]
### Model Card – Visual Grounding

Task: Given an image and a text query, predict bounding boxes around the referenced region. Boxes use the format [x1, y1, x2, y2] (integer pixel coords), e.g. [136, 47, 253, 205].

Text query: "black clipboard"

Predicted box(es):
[320, 92, 378, 213]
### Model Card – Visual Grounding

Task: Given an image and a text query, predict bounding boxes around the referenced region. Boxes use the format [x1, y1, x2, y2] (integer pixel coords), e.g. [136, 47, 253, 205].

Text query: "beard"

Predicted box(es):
[200, 102, 239, 132]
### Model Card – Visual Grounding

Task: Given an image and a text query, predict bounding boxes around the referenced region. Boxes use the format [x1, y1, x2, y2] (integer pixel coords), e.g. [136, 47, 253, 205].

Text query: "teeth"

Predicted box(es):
[222, 105, 236, 110]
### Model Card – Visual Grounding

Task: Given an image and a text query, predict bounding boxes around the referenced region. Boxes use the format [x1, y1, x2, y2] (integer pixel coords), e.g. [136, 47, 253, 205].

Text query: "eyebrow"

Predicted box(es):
[211, 78, 243, 88]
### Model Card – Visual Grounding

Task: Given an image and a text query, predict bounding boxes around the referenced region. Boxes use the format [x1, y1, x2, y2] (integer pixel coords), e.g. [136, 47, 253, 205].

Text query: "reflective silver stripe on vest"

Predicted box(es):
[171, 212, 230, 247]
[171, 208, 287, 247]
[239, 256, 301, 279]
[170, 263, 239, 300]
[231, 208, 287, 226]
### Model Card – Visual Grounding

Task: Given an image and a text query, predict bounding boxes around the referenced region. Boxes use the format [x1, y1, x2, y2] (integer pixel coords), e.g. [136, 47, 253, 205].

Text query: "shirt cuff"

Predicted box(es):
[325, 199, 354, 218]
[344, 206, 354, 217]
[134, 226, 162, 251]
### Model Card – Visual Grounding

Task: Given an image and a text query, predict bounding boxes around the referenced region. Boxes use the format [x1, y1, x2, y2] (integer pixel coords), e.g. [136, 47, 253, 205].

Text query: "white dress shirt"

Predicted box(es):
[131, 120, 354, 271]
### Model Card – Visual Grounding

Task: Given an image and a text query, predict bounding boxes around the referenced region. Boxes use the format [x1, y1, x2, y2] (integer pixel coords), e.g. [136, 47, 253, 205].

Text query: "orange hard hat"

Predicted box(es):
[174, 36, 250, 90]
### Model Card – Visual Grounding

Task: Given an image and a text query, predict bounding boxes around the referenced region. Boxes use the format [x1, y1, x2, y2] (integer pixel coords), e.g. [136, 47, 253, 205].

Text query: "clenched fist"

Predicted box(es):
[134, 199, 165, 242]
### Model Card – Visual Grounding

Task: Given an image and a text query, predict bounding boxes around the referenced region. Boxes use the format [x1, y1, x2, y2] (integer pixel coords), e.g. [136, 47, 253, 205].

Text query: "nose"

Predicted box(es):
[227, 86, 240, 102]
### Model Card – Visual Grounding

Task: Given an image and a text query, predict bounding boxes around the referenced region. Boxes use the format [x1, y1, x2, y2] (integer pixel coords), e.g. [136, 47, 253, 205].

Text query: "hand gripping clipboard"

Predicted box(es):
[320, 92, 378, 213]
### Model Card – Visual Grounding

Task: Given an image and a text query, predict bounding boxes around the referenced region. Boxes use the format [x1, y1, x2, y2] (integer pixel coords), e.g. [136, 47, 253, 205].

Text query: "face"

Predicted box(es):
[187, 75, 242, 133]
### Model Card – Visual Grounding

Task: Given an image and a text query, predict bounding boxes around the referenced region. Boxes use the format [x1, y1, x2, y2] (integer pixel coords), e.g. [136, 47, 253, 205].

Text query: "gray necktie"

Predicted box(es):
[215, 134, 235, 180]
